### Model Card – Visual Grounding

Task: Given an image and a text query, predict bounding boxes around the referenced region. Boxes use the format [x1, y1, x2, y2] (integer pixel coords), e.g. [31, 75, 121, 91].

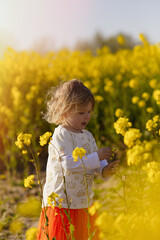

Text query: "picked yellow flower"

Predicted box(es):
[72, 147, 86, 162]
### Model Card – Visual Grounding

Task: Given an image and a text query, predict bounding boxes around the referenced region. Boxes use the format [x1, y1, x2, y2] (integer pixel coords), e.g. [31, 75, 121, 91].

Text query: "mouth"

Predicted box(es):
[81, 122, 87, 128]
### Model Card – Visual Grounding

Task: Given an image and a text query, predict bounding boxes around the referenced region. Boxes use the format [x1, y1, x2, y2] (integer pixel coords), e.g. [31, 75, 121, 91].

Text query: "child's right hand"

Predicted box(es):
[97, 147, 113, 161]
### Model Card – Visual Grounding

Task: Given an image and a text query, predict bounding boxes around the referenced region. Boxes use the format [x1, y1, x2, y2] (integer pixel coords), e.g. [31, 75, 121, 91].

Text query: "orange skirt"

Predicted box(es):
[36, 206, 100, 240]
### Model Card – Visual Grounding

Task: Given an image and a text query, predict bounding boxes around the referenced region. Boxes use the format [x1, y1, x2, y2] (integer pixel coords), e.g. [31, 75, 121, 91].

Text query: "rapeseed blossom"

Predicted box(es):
[104, 79, 114, 93]
[146, 107, 154, 113]
[124, 128, 142, 148]
[129, 78, 139, 88]
[139, 33, 149, 45]
[15, 132, 32, 149]
[132, 96, 139, 104]
[9, 220, 24, 234]
[47, 192, 63, 209]
[24, 175, 35, 188]
[95, 95, 104, 102]
[114, 117, 132, 136]
[88, 201, 102, 216]
[138, 100, 146, 108]
[26, 227, 38, 240]
[142, 92, 150, 101]
[146, 116, 159, 132]
[127, 143, 145, 166]
[95, 211, 113, 239]
[143, 161, 160, 183]
[153, 89, 160, 104]
[72, 147, 86, 162]
[115, 108, 124, 118]
[39, 132, 52, 146]
[117, 35, 125, 45]
[146, 120, 157, 131]
[149, 79, 157, 89]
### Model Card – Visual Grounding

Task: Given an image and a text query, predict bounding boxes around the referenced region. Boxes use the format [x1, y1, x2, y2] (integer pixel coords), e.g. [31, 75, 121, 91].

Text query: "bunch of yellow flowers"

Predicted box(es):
[47, 192, 63, 209]
[72, 147, 86, 162]
[39, 132, 52, 146]
[114, 117, 132, 136]
[15, 132, 32, 149]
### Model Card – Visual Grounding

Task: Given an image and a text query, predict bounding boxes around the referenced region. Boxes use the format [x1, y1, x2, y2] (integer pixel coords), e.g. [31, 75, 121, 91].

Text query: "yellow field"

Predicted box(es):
[0, 35, 160, 239]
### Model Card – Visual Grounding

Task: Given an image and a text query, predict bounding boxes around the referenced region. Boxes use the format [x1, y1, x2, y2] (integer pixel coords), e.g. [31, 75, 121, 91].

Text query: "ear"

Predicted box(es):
[62, 112, 67, 120]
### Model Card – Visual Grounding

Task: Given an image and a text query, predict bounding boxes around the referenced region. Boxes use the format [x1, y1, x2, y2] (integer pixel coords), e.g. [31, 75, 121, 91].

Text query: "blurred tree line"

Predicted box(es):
[74, 32, 140, 54]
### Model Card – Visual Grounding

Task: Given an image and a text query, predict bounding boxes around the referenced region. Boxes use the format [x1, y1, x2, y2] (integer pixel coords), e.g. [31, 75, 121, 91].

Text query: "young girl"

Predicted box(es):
[37, 79, 119, 240]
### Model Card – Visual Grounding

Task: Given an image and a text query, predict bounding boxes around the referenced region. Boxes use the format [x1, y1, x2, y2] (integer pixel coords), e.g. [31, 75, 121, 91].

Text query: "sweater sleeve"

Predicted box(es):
[50, 128, 100, 172]
[91, 135, 109, 178]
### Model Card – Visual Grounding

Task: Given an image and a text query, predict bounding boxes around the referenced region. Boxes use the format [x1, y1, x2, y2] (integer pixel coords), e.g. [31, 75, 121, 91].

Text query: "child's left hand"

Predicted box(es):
[102, 160, 120, 178]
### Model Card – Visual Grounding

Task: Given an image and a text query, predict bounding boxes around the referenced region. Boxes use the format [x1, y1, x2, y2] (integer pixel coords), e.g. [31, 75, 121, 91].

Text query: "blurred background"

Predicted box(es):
[0, 1, 160, 240]
[1, 0, 160, 55]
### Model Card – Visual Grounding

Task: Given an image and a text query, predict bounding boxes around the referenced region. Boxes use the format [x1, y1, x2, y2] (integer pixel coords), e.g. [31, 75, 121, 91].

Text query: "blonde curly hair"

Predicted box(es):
[43, 79, 95, 124]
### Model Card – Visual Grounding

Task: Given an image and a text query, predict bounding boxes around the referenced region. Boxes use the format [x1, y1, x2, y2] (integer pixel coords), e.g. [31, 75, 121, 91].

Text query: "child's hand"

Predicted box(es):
[102, 160, 120, 178]
[97, 147, 113, 161]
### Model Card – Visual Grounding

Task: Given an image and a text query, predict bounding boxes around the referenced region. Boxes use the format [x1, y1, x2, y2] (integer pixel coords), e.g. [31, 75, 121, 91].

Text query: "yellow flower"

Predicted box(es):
[153, 89, 160, 104]
[24, 175, 35, 188]
[23, 133, 32, 146]
[115, 108, 124, 118]
[124, 128, 142, 148]
[149, 79, 157, 89]
[39, 132, 52, 146]
[114, 117, 132, 136]
[132, 96, 139, 104]
[129, 79, 139, 88]
[95, 95, 104, 102]
[146, 119, 157, 131]
[26, 227, 38, 240]
[89, 201, 102, 216]
[127, 144, 144, 166]
[153, 115, 159, 123]
[146, 107, 154, 113]
[138, 100, 146, 108]
[104, 79, 114, 93]
[9, 220, 24, 234]
[139, 33, 149, 45]
[22, 150, 27, 155]
[143, 161, 160, 183]
[15, 132, 24, 149]
[47, 192, 62, 209]
[95, 211, 114, 236]
[141, 92, 150, 101]
[117, 35, 125, 45]
[72, 147, 86, 162]
[15, 132, 32, 149]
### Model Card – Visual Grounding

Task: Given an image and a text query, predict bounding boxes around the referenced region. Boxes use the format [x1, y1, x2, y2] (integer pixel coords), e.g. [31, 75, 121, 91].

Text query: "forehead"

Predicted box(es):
[78, 102, 93, 111]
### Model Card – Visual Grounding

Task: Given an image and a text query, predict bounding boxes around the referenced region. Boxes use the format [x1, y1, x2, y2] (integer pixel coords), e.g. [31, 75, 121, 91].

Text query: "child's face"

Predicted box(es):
[64, 102, 93, 132]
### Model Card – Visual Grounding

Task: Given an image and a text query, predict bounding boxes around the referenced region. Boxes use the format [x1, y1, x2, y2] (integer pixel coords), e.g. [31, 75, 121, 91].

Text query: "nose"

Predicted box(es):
[86, 113, 91, 120]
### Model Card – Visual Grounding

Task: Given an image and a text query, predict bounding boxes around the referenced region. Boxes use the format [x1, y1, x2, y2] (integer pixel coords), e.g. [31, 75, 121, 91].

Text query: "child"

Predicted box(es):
[37, 79, 119, 240]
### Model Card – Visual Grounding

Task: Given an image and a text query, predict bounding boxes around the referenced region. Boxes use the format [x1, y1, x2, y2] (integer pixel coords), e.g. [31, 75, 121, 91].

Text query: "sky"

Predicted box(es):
[0, 0, 160, 52]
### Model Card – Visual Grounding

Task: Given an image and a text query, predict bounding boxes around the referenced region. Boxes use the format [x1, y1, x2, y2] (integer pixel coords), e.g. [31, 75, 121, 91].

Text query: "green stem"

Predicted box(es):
[80, 157, 91, 239]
